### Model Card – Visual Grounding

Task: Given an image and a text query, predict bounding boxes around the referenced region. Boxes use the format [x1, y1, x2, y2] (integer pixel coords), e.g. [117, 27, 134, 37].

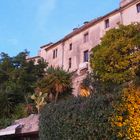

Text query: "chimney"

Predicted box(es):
[73, 28, 78, 31]
[84, 21, 89, 25]
[120, 0, 133, 7]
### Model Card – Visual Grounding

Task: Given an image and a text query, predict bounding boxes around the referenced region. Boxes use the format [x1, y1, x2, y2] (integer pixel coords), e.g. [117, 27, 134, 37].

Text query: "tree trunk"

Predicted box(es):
[55, 92, 59, 103]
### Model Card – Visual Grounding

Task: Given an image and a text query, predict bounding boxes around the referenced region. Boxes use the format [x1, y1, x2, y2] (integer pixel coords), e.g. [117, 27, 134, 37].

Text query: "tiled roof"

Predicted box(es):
[14, 114, 39, 134]
[0, 114, 39, 137]
[0, 124, 21, 136]
[26, 55, 40, 60]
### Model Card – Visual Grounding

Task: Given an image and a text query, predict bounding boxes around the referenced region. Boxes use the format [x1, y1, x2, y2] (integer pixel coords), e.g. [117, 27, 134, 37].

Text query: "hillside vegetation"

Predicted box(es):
[40, 24, 140, 140]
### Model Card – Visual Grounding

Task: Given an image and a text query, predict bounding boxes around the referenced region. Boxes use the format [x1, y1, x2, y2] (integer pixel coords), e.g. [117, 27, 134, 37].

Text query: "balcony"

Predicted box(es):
[79, 62, 89, 70]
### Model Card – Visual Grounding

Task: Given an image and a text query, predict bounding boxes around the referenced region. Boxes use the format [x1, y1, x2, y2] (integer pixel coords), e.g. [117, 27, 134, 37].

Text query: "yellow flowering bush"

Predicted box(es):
[111, 85, 140, 139]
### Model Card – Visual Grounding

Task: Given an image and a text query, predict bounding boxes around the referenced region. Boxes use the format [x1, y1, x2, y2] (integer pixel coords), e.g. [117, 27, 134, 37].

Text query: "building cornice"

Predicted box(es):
[40, 42, 53, 49]
[44, 0, 139, 50]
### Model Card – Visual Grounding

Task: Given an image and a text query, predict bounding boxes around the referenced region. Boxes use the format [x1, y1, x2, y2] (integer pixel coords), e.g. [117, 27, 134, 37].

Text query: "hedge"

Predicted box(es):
[39, 93, 116, 140]
[40, 84, 140, 140]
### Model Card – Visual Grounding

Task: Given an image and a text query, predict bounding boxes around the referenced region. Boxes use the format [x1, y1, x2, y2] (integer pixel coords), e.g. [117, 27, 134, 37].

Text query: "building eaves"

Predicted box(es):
[45, 9, 119, 50]
[40, 42, 53, 49]
[44, 0, 138, 50]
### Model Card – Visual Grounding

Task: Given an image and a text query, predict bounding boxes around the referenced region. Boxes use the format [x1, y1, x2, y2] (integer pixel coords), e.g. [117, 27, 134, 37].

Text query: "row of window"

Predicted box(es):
[68, 32, 89, 52]
[67, 33, 89, 52]
[52, 18, 112, 59]
[68, 50, 89, 69]
[53, 49, 88, 69]
[67, 19, 109, 52]
[104, 3, 140, 29]
[68, 35, 88, 52]
[53, 33, 88, 59]
[53, 43, 88, 59]
[52, 3, 140, 60]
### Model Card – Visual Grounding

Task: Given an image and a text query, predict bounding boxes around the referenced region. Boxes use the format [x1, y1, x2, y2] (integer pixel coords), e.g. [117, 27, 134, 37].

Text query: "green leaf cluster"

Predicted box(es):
[39, 94, 115, 140]
[37, 67, 72, 103]
[110, 84, 140, 139]
[90, 23, 140, 84]
[0, 51, 47, 128]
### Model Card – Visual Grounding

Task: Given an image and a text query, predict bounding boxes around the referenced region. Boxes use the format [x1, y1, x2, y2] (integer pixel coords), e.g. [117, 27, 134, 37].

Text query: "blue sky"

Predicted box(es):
[0, 0, 120, 57]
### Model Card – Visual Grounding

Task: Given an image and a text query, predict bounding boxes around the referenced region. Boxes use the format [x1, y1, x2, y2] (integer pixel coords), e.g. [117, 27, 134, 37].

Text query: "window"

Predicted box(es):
[105, 19, 109, 28]
[84, 50, 89, 62]
[83, 32, 89, 43]
[68, 58, 72, 69]
[69, 43, 72, 50]
[53, 49, 58, 59]
[55, 49, 57, 57]
[137, 3, 140, 13]
[53, 50, 55, 59]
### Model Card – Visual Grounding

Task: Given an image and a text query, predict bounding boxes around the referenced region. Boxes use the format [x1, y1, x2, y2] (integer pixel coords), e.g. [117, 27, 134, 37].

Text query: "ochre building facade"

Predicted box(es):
[29, 0, 140, 96]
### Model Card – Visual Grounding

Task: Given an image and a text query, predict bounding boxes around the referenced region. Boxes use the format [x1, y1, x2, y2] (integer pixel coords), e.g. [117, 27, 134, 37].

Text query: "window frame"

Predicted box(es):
[53, 50, 55, 59]
[53, 49, 58, 59]
[55, 49, 57, 57]
[83, 32, 89, 43]
[136, 3, 140, 13]
[83, 50, 89, 62]
[69, 43, 72, 50]
[68, 58, 72, 69]
[105, 19, 110, 29]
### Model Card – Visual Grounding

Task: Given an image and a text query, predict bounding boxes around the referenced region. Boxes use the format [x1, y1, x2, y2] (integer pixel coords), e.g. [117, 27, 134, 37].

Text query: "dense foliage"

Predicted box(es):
[40, 83, 140, 140]
[40, 24, 140, 139]
[0, 51, 47, 128]
[37, 67, 72, 103]
[90, 23, 140, 84]
[110, 84, 140, 139]
[40, 94, 114, 140]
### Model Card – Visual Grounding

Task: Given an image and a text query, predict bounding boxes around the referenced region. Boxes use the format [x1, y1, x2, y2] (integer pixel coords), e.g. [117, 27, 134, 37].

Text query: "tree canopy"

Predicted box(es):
[37, 67, 72, 103]
[0, 51, 47, 128]
[90, 23, 140, 84]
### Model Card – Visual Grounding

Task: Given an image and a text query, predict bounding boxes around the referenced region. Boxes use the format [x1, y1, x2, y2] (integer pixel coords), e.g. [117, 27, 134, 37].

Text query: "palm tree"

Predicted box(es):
[37, 67, 72, 103]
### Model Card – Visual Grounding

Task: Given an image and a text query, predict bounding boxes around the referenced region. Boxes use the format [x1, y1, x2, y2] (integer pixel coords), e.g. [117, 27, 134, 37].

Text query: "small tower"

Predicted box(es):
[120, 0, 133, 7]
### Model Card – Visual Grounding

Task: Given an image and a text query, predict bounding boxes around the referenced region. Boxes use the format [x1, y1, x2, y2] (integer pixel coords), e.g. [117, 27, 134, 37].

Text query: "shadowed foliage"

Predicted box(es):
[0, 51, 47, 128]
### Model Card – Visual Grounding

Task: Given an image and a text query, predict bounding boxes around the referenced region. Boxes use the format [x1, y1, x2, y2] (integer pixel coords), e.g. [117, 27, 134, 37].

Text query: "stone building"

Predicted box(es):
[29, 0, 140, 96]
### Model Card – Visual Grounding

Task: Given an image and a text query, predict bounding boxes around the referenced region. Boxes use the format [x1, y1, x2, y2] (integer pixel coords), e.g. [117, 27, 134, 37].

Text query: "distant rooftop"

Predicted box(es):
[0, 114, 39, 137]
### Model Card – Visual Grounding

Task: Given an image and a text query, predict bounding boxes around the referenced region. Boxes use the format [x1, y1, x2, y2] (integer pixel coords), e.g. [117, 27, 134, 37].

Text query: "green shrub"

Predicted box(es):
[40, 85, 140, 140]
[90, 23, 140, 84]
[0, 104, 28, 129]
[0, 118, 13, 129]
[39, 94, 117, 140]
